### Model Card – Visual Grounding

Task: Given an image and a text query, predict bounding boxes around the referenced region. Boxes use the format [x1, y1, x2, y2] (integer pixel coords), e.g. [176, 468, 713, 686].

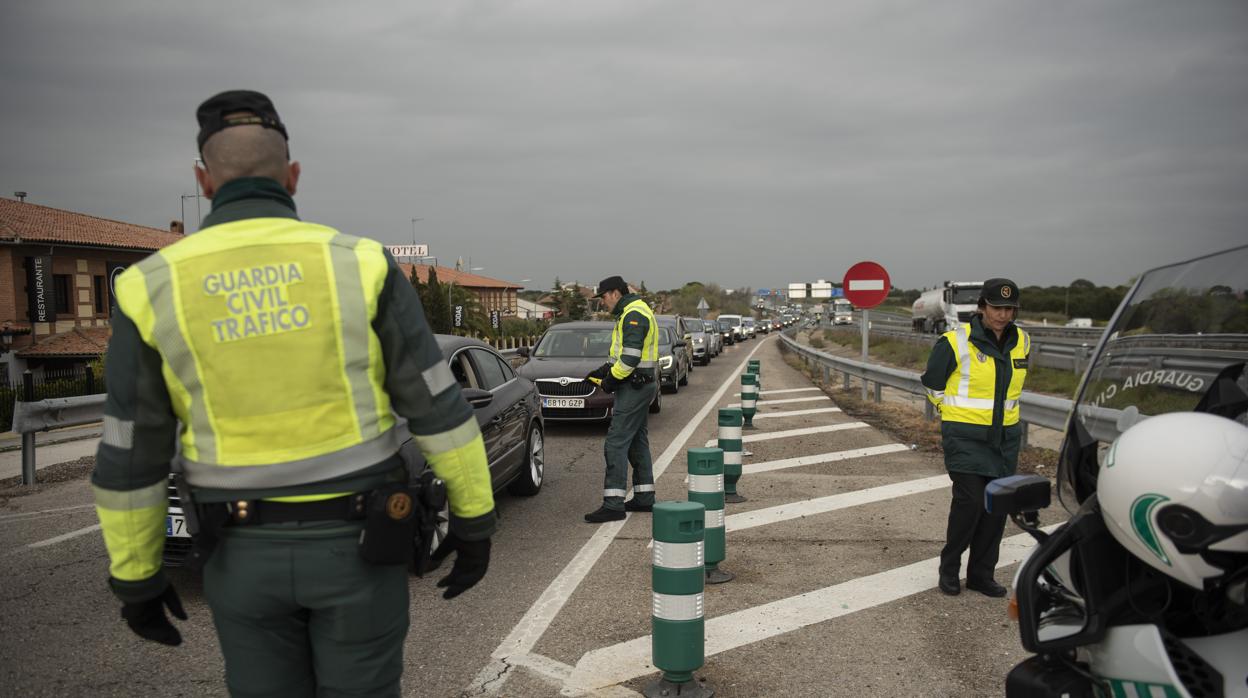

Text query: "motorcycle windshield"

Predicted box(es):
[1056, 244, 1248, 513]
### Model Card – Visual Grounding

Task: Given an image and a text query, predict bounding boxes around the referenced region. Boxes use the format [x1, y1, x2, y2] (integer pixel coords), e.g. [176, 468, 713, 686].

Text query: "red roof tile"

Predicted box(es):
[16, 326, 111, 358]
[398, 264, 523, 289]
[0, 198, 183, 251]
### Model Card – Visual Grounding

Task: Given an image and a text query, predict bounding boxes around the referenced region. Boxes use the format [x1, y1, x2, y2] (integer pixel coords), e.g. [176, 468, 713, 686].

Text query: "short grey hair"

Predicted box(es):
[200, 123, 289, 186]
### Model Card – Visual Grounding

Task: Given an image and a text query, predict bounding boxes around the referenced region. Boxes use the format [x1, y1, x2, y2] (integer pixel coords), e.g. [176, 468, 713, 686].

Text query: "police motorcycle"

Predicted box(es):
[985, 245, 1248, 697]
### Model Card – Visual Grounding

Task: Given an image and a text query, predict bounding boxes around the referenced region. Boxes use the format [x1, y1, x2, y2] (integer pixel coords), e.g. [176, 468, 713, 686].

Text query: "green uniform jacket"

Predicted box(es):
[93, 177, 496, 603]
[920, 315, 1024, 478]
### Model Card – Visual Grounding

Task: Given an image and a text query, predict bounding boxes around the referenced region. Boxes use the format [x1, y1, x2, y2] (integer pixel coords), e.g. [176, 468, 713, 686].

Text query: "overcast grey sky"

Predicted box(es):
[2, 1, 1245, 292]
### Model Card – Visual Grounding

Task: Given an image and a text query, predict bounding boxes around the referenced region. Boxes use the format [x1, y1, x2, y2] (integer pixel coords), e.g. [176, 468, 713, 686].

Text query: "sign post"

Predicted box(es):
[842, 261, 891, 401]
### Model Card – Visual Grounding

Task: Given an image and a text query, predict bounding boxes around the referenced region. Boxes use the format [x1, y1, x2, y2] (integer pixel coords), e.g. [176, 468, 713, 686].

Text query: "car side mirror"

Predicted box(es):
[516, 346, 530, 357]
[984, 474, 1051, 515]
[462, 388, 494, 409]
[674, 341, 687, 348]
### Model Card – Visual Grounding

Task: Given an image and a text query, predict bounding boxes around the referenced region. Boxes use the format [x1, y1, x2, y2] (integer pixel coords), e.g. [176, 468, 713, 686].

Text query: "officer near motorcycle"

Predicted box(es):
[921, 278, 1030, 597]
[584, 276, 660, 523]
[91, 90, 496, 696]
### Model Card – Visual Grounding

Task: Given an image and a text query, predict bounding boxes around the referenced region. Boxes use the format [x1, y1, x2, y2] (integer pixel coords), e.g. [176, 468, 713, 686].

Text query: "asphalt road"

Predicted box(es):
[0, 332, 1060, 697]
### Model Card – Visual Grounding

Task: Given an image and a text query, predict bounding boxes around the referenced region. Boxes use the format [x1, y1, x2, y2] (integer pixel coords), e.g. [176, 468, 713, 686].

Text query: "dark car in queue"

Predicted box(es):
[717, 317, 737, 346]
[163, 335, 545, 567]
[654, 322, 690, 394]
[515, 321, 661, 421]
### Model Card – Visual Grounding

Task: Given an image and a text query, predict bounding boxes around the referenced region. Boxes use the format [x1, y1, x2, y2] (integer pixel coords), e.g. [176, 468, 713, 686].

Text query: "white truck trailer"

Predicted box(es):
[911, 281, 983, 333]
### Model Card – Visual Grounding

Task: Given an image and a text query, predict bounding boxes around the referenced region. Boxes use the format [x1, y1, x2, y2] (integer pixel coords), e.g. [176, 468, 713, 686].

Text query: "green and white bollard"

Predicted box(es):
[647, 501, 714, 698]
[717, 408, 746, 504]
[740, 373, 759, 429]
[747, 360, 761, 398]
[687, 448, 733, 584]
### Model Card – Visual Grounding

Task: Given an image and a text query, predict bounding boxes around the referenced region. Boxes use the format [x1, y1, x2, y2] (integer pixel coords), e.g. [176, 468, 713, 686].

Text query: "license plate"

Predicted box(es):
[166, 515, 190, 538]
[542, 398, 585, 409]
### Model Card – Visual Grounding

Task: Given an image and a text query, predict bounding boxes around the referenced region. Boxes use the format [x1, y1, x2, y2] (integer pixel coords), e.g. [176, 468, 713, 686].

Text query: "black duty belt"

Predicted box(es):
[629, 372, 655, 384]
[221, 494, 369, 526]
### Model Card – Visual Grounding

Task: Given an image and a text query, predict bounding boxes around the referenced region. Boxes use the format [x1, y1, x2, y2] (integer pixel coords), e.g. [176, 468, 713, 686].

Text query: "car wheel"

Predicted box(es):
[678, 365, 689, 386]
[666, 375, 678, 394]
[508, 422, 544, 496]
[649, 386, 662, 413]
[416, 496, 452, 574]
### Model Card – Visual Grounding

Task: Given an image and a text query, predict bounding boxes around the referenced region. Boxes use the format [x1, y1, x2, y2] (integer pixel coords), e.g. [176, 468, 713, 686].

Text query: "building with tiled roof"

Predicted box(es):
[398, 263, 523, 318]
[1, 196, 185, 382]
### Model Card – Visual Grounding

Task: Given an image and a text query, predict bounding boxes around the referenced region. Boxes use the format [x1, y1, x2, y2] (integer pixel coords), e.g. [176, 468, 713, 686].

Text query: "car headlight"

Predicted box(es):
[659, 355, 673, 369]
[692, 337, 704, 345]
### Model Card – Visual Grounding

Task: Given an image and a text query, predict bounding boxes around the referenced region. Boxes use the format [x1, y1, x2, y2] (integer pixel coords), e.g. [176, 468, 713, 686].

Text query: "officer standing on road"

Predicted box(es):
[90, 90, 496, 696]
[584, 276, 660, 523]
[921, 278, 1030, 597]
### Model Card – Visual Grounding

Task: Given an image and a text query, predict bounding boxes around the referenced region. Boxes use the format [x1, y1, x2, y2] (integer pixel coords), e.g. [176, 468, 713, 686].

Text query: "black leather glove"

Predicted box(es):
[121, 582, 187, 646]
[586, 362, 612, 381]
[600, 372, 620, 393]
[430, 532, 491, 600]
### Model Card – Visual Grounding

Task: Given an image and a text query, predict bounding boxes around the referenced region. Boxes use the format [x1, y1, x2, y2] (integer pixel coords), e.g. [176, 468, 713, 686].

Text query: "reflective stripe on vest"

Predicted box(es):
[610, 298, 660, 374]
[113, 218, 398, 483]
[939, 323, 1029, 426]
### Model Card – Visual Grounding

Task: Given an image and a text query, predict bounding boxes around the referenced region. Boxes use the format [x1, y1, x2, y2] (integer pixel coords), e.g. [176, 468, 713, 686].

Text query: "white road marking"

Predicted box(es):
[562, 527, 1059, 693]
[734, 387, 822, 397]
[726, 473, 947, 532]
[0, 503, 96, 521]
[752, 407, 843, 420]
[726, 395, 830, 408]
[704, 422, 860, 447]
[28, 524, 101, 549]
[465, 337, 777, 697]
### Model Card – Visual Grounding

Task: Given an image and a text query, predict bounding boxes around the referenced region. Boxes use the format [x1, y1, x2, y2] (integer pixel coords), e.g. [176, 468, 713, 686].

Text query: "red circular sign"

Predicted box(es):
[842, 261, 891, 309]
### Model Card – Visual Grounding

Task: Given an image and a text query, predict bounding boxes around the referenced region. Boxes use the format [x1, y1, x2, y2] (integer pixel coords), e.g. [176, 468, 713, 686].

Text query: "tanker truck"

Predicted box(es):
[911, 280, 983, 333]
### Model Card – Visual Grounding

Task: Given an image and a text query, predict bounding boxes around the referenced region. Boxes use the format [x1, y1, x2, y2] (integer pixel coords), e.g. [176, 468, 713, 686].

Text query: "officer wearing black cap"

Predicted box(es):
[91, 90, 497, 695]
[583, 275, 660, 522]
[920, 278, 1030, 597]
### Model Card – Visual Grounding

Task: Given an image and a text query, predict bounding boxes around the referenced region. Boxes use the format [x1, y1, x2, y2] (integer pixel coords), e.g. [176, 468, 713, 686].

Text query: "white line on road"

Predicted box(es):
[752, 407, 843, 420]
[727, 395, 830, 408]
[465, 337, 777, 697]
[704, 422, 861, 447]
[734, 387, 822, 397]
[28, 524, 101, 549]
[726, 472, 946, 532]
[0, 503, 96, 521]
[562, 526, 1059, 693]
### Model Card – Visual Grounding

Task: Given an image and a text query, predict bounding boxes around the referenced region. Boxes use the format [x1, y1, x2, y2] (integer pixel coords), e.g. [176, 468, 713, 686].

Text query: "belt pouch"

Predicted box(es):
[359, 483, 419, 565]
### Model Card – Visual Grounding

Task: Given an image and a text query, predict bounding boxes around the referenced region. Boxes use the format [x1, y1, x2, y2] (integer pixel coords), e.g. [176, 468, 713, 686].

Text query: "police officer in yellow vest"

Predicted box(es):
[91, 90, 496, 696]
[921, 278, 1029, 597]
[583, 276, 660, 523]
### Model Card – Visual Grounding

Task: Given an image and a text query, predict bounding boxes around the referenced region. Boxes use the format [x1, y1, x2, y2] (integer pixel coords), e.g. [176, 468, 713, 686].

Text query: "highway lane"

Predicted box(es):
[0, 334, 764, 697]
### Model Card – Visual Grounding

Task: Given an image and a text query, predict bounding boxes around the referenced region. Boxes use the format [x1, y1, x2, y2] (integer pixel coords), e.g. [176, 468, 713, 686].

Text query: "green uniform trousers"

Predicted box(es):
[204, 523, 409, 698]
[602, 380, 658, 510]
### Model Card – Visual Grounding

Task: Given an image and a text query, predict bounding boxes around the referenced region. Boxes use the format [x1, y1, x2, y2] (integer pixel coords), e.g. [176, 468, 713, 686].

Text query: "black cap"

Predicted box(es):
[980, 278, 1020, 307]
[196, 90, 289, 152]
[593, 275, 629, 298]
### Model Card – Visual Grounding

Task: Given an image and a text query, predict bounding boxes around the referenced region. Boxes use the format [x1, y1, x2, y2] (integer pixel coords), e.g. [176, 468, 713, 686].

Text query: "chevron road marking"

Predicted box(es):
[726, 395, 831, 408]
[561, 527, 1059, 694]
[742, 443, 914, 476]
[726, 471, 945, 532]
[752, 407, 843, 420]
[703, 422, 861, 447]
[734, 387, 822, 397]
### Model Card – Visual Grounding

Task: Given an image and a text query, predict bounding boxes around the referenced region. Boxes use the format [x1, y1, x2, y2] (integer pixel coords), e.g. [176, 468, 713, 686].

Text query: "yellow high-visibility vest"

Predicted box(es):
[609, 297, 659, 378]
[112, 218, 401, 487]
[938, 323, 1030, 426]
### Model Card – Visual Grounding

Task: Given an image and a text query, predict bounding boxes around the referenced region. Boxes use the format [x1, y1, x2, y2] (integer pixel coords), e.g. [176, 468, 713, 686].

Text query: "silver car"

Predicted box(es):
[701, 319, 723, 358]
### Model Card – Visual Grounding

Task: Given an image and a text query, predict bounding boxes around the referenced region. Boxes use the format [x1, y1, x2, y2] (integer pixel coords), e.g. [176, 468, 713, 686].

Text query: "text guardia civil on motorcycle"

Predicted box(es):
[984, 245, 1248, 698]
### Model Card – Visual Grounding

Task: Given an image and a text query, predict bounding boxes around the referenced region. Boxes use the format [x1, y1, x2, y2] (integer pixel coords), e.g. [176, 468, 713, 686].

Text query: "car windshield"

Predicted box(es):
[533, 328, 614, 358]
[718, 319, 734, 329]
[1057, 245, 1248, 512]
[834, 300, 852, 312]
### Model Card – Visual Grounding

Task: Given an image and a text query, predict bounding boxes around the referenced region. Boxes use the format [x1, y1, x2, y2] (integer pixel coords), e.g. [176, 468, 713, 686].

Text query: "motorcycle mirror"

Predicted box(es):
[984, 475, 1052, 515]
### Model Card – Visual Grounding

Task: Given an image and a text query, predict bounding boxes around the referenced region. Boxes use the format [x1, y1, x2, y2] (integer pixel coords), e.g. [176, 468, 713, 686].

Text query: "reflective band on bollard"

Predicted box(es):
[740, 374, 758, 429]
[648, 501, 713, 698]
[687, 448, 733, 585]
[717, 408, 747, 503]
[747, 360, 761, 399]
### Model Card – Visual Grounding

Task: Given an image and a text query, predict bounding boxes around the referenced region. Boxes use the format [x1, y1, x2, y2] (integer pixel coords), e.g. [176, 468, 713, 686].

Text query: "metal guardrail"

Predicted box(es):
[778, 332, 1074, 447]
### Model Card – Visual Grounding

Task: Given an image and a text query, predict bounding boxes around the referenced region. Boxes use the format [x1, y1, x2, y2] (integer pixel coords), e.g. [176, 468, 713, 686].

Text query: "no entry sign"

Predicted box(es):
[842, 261, 891, 309]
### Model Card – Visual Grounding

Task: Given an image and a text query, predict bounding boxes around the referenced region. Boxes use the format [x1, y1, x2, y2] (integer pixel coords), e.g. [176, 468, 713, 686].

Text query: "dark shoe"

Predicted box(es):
[966, 579, 1008, 597]
[584, 506, 626, 523]
[938, 576, 961, 596]
[624, 499, 653, 512]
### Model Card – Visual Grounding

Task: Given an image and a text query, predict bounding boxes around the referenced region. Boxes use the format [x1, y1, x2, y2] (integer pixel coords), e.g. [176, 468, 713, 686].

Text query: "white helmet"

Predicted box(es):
[1098, 412, 1248, 593]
